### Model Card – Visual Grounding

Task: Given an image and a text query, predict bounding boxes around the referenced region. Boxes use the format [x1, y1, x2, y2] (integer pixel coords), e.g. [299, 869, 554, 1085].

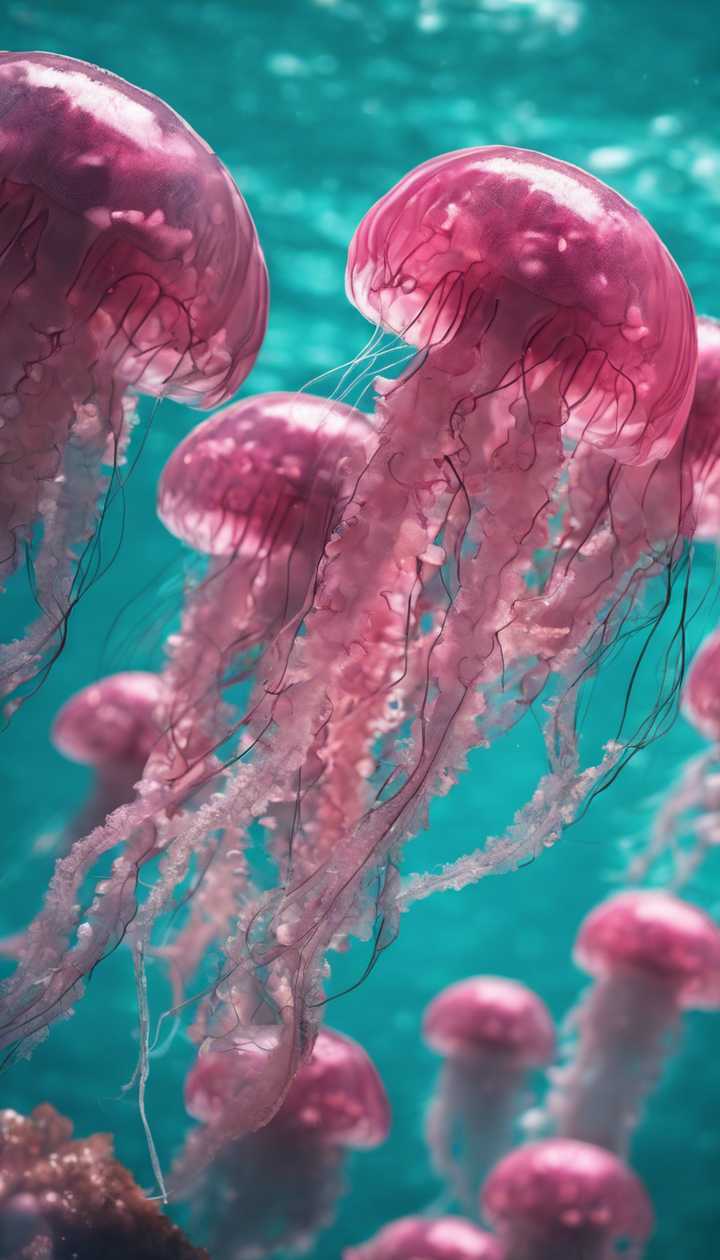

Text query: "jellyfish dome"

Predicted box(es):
[424, 977, 555, 1065]
[348, 147, 695, 464]
[344, 1215, 505, 1260]
[158, 392, 372, 559]
[576, 889, 720, 1008]
[52, 672, 164, 769]
[482, 1139, 653, 1259]
[0, 52, 268, 700]
[51, 671, 165, 845]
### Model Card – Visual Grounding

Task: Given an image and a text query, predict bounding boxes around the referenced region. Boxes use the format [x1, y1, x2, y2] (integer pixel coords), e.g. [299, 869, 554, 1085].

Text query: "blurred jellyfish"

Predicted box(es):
[172, 1028, 390, 1258]
[0, 51, 267, 704]
[546, 890, 720, 1155]
[0, 1104, 206, 1259]
[51, 671, 164, 846]
[0, 150, 697, 1143]
[344, 1215, 505, 1260]
[482, 1138, 653, 1260]
[423, 977, 555, 1213]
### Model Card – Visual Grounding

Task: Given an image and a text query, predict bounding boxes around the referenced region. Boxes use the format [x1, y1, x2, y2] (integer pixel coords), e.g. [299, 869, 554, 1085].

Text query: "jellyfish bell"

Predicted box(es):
[344, 1215, 505, 1260]
[50, 671, 165, 846]
[158, 392, 373, 560]
[423, 978, 555, 1212]
[482, 1139, 653, 1260]
[576, 889, 720, 1008]
[424, 976, 555, 1065]
[184, 1027, 390, 1148]
[177, 1028, 390, 1257]
[347, 146, 695, 465]
[0, 51, 268, 699]
[52, 671, 164, 770]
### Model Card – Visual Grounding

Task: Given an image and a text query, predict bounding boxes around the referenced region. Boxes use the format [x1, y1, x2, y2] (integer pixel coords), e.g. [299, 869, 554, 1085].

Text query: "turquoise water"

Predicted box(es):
[2, 1, 720, 1256]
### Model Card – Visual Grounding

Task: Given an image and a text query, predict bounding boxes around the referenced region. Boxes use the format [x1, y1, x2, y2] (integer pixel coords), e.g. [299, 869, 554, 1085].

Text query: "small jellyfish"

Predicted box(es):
[423, 977, 555, 1213]
[546, 890, 720, 1155]
[0, 1104, 206, 1259]
[153, 391, 373, 790]
[344, 1215, 505, 1260]
[51, 671, 164, 845]
[481, 1138, 653, 1260]
[0, 52, 267, 704]
[173, 1027, 390, 1258]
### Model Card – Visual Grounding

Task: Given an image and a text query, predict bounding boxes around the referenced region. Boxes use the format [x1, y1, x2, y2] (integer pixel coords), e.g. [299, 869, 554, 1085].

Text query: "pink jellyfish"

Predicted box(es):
[0, 52, 267, 703]
[546, 889, 720, 1155]
[173, 1027, 390, 1258]
[0, 150, 696, 1139]
[153, 391, 374, 793]
[423, 977, 555, 1213]
[344, 1215, 505, 1260]
[51, 671, 164, 845]
[482, 1138, 653, 1260]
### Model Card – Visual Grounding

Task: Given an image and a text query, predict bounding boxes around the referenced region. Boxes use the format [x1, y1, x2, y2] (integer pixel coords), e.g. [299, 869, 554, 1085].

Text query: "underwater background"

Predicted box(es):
[1, 1, 719, 1256]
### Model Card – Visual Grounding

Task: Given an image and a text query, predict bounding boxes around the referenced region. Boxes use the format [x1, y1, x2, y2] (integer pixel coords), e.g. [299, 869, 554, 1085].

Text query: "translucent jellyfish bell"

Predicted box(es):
[482, 1138, 653, 1260]
[0, 52, 268, 701]
[344, 1216, 505, 1260]
[348, 147, 695, 464]
[52, 672, 164, 771]
[51, 672, 164, 844]
[158, 392, 372, 559]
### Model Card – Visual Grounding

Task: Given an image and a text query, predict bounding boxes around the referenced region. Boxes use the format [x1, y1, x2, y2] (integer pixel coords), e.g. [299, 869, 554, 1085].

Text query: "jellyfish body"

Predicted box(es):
[153, 391, 373, 791]
[0, 52, 267, 702]
[423, 977, 555, 1213]
[482, 1138, 653, 1260]
[344, 1215, 505, 1260]
[51, 671, 164, 845]
[174, 1028, 390, 1258]
[547, 890, 720, 1155]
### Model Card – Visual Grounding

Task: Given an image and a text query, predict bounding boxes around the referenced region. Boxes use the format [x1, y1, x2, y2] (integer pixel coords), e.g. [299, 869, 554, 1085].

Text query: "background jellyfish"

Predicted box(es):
[481, 1138, 653, 1260]
[0, 51, 267, 706]
[0, 149, 698, 1150]
[344, 1215, 505, 1260]
[546, 890, 720, 1155]
[0, 1104, 206, 1259]
[172, 1028, 390, 1258]
[423, 976, 555, 1214]
[51, 671, 164, 847]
